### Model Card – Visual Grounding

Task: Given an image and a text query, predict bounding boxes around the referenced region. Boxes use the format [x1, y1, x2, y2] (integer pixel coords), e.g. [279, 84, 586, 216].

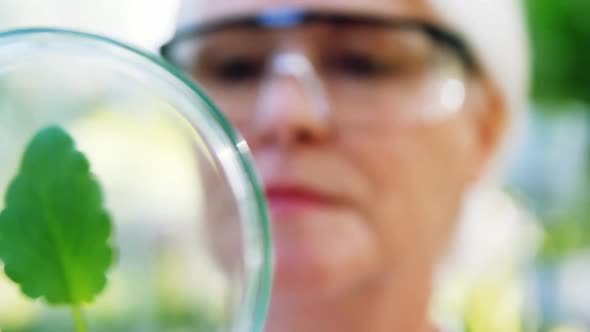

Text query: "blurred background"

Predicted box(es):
[0, 0, 588, 331]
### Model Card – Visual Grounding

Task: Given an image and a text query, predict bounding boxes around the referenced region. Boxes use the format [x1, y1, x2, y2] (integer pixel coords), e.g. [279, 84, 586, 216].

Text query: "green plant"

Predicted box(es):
[0, 125, 115, 332]
[526, 0, 590, 106]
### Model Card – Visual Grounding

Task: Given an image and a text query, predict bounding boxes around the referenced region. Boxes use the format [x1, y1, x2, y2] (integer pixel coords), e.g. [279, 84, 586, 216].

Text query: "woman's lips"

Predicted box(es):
[265, 185, 336, 217]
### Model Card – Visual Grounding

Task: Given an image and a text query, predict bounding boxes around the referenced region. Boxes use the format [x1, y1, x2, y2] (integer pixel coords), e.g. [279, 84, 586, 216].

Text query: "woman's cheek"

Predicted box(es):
[349, 132, 462, 265]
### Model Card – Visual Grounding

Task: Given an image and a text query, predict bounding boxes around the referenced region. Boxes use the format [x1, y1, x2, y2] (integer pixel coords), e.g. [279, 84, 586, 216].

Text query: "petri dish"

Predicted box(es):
[0, 28, 272, 332]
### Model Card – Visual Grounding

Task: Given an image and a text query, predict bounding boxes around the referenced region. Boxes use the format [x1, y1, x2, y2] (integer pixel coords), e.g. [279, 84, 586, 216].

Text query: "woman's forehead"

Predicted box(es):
[178, 0, 437, 27]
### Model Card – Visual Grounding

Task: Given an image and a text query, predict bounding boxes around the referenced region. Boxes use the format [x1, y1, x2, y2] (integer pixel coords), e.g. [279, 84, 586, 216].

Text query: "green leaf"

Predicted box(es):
[0, 125, 114, 306]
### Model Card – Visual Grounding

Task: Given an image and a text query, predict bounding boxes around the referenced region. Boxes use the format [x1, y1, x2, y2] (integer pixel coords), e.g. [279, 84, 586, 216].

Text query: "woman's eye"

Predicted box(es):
[326, 53, 394, 79]
[213, 57, 264, 83]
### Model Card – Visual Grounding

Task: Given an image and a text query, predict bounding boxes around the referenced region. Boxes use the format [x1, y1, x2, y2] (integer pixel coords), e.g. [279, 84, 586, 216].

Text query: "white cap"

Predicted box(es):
[430, 0, 530, 112]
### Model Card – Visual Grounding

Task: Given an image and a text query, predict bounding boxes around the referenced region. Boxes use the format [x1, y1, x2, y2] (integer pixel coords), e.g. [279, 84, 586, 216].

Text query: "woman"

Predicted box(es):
[161, 0, 529, 331]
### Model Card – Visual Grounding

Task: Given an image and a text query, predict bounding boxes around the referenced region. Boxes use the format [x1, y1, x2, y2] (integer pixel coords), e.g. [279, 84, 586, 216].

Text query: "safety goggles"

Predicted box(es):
[161, 9, 478, 129]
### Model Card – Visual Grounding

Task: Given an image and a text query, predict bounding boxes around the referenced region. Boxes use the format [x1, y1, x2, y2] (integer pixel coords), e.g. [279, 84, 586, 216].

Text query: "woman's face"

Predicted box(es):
[193, 0, 502, 302]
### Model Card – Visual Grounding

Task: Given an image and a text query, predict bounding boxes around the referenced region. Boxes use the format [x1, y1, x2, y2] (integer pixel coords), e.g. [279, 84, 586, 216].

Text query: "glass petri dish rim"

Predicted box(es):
[0, 27, 273, 332]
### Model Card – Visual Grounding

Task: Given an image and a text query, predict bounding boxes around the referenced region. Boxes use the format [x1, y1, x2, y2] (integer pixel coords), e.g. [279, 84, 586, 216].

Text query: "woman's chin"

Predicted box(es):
[270, 211, 381, 301]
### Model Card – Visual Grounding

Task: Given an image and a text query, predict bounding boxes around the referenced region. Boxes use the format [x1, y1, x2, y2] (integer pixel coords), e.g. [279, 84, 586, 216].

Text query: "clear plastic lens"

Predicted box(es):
[0, 29, 271, 332]
[168, 26, 469, 128]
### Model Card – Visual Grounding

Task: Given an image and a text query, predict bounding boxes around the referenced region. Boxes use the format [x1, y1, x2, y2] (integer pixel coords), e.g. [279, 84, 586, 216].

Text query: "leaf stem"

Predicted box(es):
[71, 305, 88, 332]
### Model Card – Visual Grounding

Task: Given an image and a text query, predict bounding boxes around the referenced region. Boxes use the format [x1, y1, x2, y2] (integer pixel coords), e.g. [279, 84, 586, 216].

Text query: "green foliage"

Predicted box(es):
[526, 0, 590, 105]
[524, 0, 590, 260]
[0, 125, 115, 330]
[538, 191, 590, 260]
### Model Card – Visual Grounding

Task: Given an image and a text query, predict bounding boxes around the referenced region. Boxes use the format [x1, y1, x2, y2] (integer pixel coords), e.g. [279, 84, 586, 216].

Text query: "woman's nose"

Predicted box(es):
[252, 52, 331, 148]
